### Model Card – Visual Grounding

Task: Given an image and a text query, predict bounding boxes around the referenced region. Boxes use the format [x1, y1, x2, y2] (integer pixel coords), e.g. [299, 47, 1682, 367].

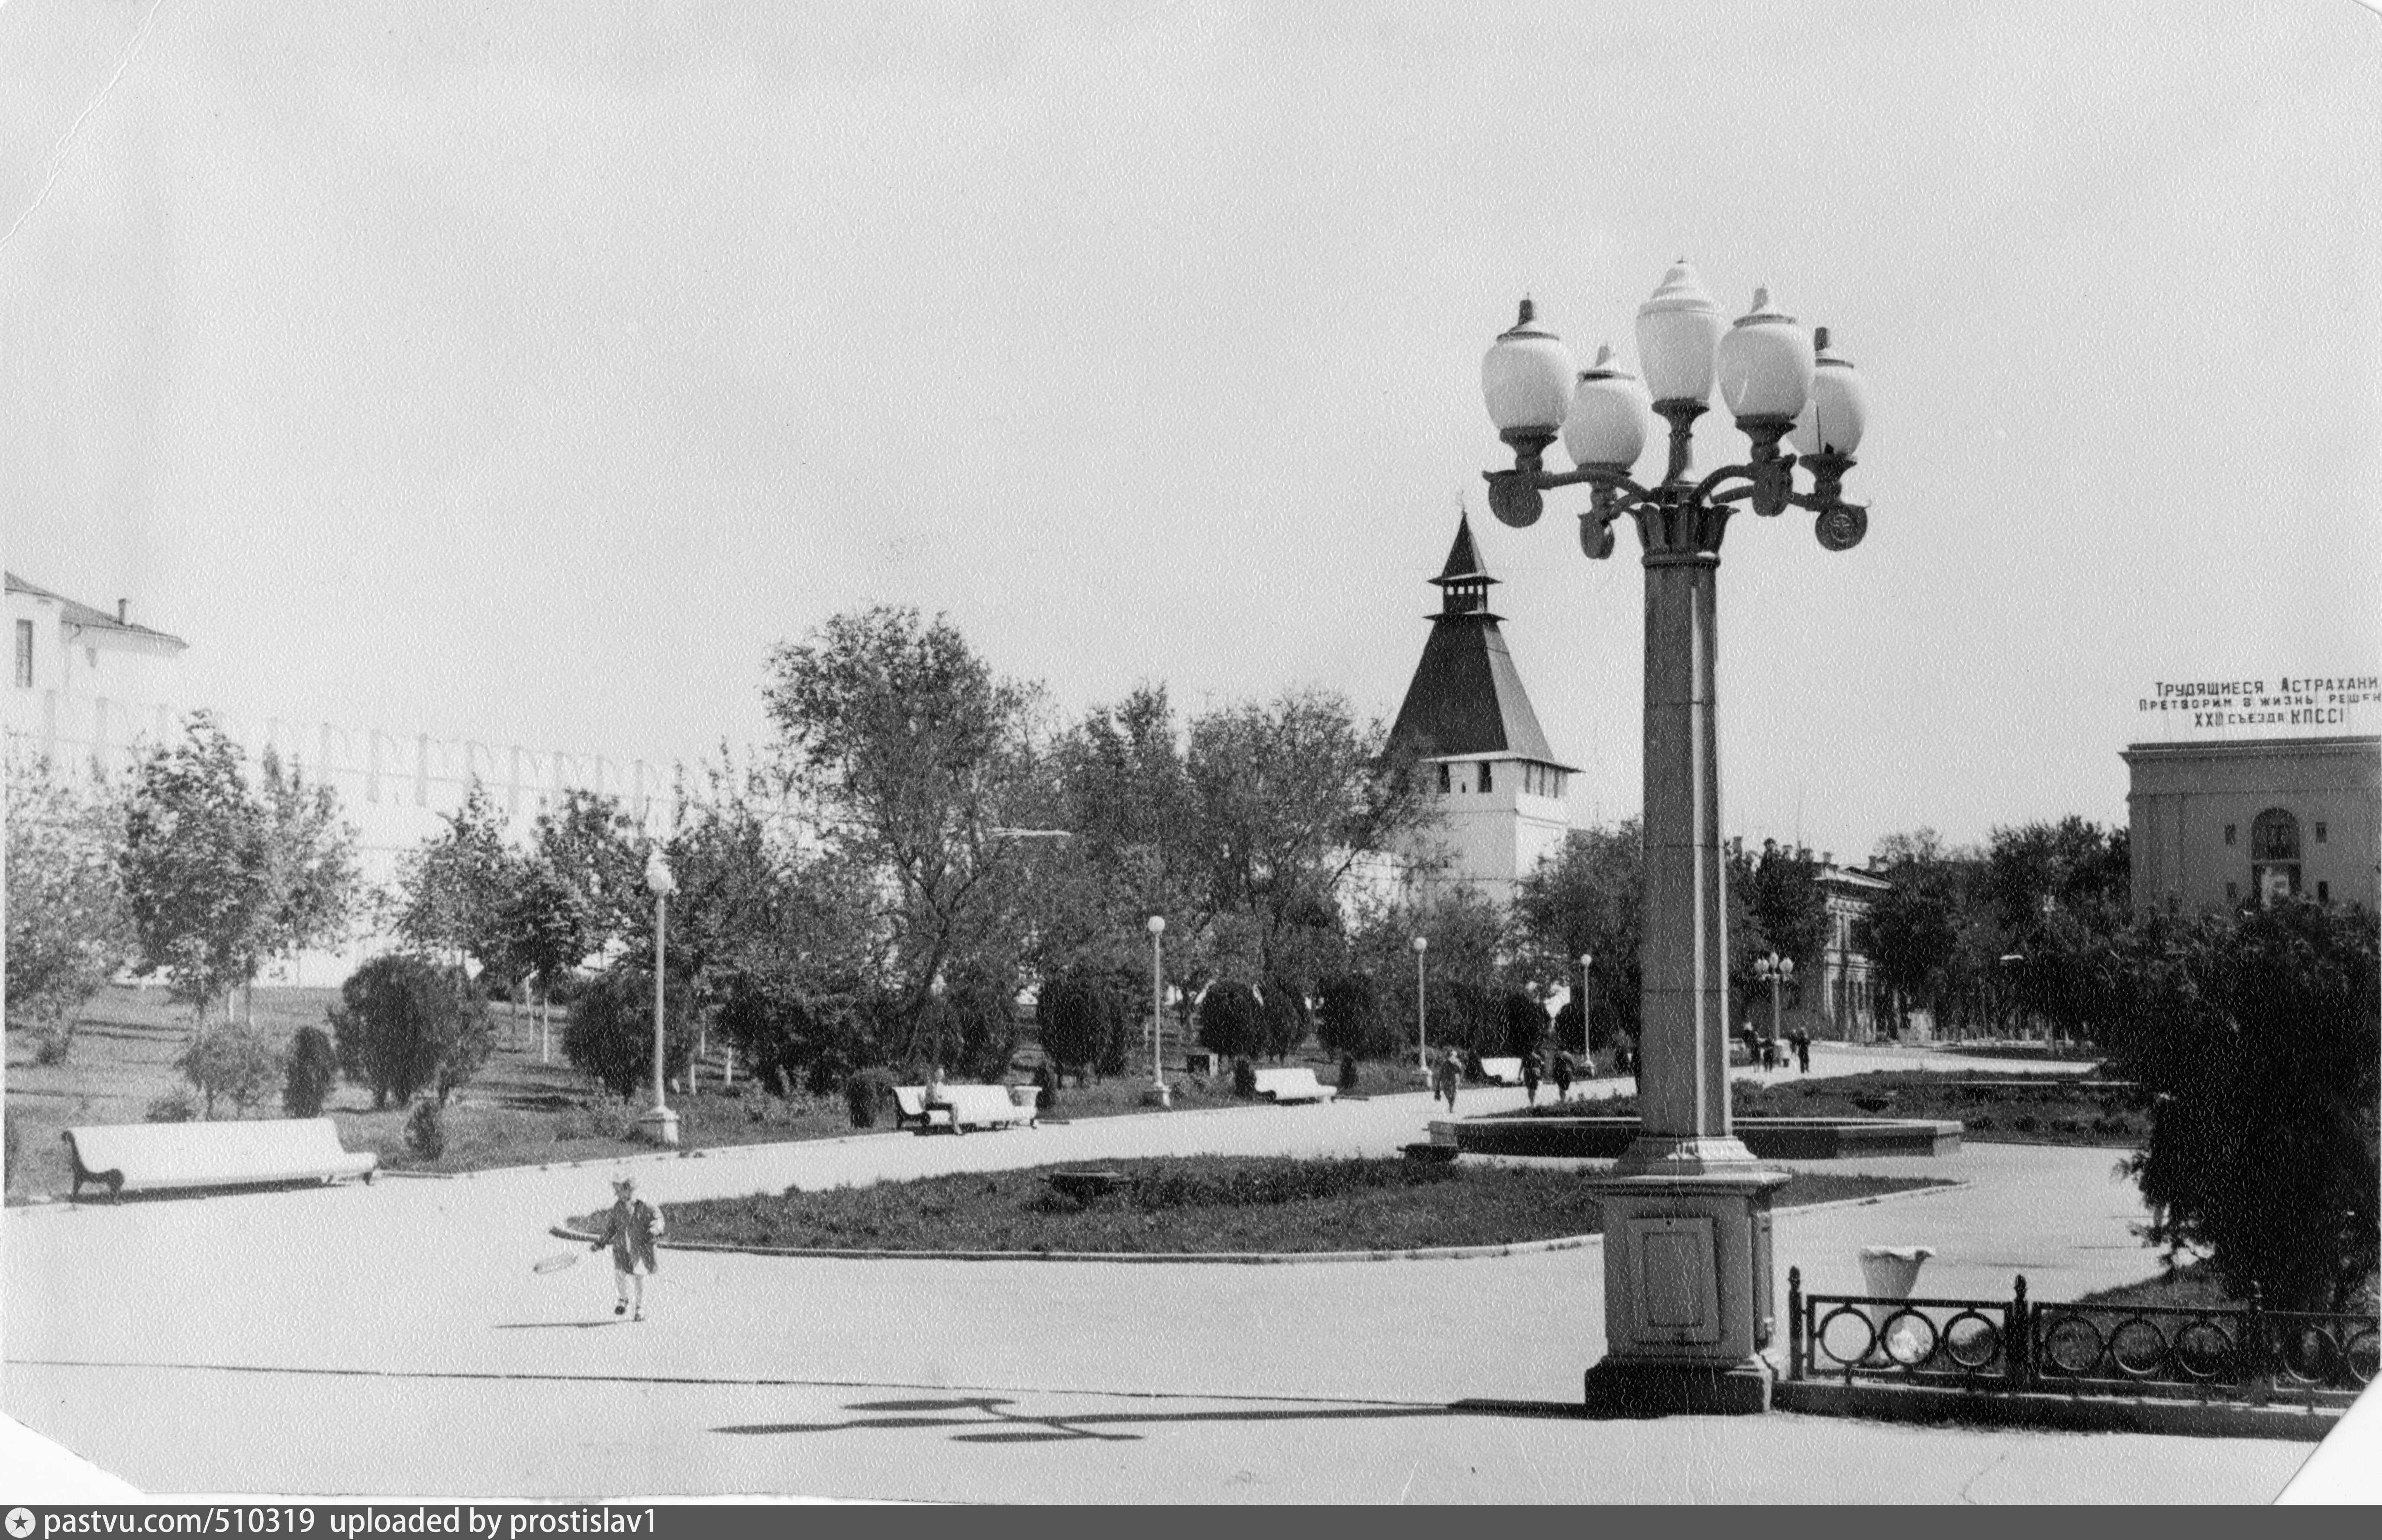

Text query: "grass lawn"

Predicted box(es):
[1513, 1069, 2149, 1148]
[605, 1156, 1950, 1255]
[2075, 1260, 2381, 1314]
[5, 986, 1439, 1196]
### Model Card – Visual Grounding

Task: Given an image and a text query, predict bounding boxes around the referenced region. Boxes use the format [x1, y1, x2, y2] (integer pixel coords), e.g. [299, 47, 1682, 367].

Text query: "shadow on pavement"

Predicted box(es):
[716, 1395, 1461, 1444]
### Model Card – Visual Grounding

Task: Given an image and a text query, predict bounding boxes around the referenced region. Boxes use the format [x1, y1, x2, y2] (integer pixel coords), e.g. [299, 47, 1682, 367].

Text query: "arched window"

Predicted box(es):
[2249, 807, 2301, 903]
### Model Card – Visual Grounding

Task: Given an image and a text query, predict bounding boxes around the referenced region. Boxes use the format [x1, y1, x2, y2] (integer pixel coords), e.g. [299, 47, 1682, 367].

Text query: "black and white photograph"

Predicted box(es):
[3, 0, 2378, 1505]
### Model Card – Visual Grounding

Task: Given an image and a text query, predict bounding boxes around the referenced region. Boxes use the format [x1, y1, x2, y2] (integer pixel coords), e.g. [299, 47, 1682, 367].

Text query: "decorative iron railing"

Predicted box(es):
[1787, 1268, 2377, 1407]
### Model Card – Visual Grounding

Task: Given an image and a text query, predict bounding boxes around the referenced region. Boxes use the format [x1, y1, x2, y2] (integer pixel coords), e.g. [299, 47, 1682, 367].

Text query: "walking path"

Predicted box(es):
[1, 1044, 2327, 1502]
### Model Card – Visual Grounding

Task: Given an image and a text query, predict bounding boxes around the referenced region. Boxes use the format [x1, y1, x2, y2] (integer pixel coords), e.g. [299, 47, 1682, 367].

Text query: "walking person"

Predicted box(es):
[1550, 1048, 1575, 1101]
[590, 1173, 665, 1321]
[1521, 1047, 1543, 1106]
[1792, 1027, 1812, 1074]
[1433, 1047, 1462, 1114]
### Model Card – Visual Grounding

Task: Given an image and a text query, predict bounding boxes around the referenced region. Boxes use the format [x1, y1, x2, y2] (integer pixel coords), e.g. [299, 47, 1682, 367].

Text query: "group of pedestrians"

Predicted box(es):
[1432, 1043, 1624, 1112]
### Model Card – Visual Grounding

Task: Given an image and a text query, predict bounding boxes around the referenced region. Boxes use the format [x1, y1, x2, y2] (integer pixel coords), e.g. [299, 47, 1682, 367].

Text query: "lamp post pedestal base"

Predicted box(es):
[1141, 1083, 1172, 1108]
[1582, 1155, 1789, 1417]
[637, 1106, 681, 1147]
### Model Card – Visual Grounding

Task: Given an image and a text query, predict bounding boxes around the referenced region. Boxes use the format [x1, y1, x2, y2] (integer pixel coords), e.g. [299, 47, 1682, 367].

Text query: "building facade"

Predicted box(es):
[2123, 735, 2382, 915]
[5, 571, 187, 745]
[1385, 514, 1575, 900]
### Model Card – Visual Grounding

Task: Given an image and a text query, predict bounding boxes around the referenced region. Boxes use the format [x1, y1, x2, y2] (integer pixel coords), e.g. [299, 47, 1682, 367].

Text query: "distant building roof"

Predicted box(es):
[6, 571, 187, 652]
[1388, 513, 1573, 768]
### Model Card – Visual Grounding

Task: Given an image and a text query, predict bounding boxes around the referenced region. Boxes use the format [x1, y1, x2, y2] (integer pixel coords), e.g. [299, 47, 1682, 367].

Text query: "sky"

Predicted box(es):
[5, 0, 2379, 866]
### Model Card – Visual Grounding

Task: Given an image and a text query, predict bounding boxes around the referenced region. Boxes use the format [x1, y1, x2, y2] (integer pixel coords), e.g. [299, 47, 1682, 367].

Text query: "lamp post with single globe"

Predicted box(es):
[1146, 915, 1172, 1107]
[1479, 261, 1872, 1415]
[638, 846, 679, 1148]
[1578, 952, 1594, 1063]
[1756, 952, 1795, 1045]
[1412, 935, 1430, 1078]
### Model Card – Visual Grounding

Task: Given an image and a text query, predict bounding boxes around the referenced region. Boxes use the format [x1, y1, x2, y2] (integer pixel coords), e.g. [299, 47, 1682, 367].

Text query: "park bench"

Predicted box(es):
[895, 1084, 1039, 1133]
[1477, 1056, 1526, 1085]
[891, 1086, 954, 1132]
[1249, 1067, 1337, 1104]
[61, 1117, 378, 1201]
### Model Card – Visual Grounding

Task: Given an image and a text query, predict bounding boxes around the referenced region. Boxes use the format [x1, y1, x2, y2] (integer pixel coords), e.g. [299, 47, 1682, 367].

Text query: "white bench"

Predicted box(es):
[1478, 1056, 1526, 1085]
[891, 1086, 953, 1132]
[1250, 1067, 1337, 1104]
[896, 1084, 1039, 1133]
[61, 1117, 378, 1201]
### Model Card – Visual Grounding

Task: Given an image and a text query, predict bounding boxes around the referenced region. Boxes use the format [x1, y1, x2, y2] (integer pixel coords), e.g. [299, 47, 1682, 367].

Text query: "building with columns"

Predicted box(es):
[1386, 513, 1575, 899]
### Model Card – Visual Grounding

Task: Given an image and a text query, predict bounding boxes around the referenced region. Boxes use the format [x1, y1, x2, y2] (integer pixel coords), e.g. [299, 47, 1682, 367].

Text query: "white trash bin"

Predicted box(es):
[1857, 1245, 1935, 1364]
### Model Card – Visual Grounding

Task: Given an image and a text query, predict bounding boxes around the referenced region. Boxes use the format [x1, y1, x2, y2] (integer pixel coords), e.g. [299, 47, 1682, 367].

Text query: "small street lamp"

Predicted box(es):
[1146, 915, 1171, 1108]
[1412, 935, 1430, 1078]
[1479, 261, 1872, 1415]
[1755, 951, 1795, 1046]
[1578, 952, 1594, 1065]
[639, 846, 679, 1148]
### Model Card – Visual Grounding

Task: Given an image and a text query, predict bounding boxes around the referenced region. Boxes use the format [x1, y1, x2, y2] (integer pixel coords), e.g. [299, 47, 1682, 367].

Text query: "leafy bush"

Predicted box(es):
[405, 1100, 446, 1161]
[1039, 966, 1128, 1078]
[331, 953, 494, 1109]
[713, 970, 820, 1099]
[1231, 1056, 1258, 1098]
[178, 1022, 286, 1119]
[845, 1066, 895, 1128]
[1339, 1052, 1359, 1094]
[1033, 1061, 1059, 1112]
[555, 1089, 637, 1141]
[145, 1090, 197, 1123]
[562, 963, 694, 1100]
[1256, 978, 1309, 1061]
[282, 1025, 338, 1118]
[1197, 981, 1262, 1059]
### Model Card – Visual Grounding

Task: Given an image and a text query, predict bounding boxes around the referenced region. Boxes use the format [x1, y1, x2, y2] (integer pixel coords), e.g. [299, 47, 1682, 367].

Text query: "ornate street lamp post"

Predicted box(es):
[1146, 915, 1172, 1108]
[1411, 935, 1430, 1078]
[1480, 261, 1872, 1415]
[639, 846, 680, 1148]
[1756, 951, 1795, 1045]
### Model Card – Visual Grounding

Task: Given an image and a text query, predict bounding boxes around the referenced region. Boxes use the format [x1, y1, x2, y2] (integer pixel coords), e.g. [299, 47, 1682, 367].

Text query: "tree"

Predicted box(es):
[711, 966, 819, 1098]
[915, 965, 1022, 1082]
[1984, 817, 2131, 935]
[396, 780, 513, 974]
[1184, 687, 1436, 981]
[498, 855, 591, 1050]
[1043, 685, 1207, 980]
[1512, 820, 1644, 1049]
[330, 952, 494, 1109]
[1197, 980, 1262, 1059]
[1356, 880, 1507, 1060]
[563, 964, 695, 1100]
[532, 788, 649, 963]
[2107, 900, 2379, 1312]
[5, 734, 135, 1061]
[119, 712, 274, 1023]
[1315, 970, 1392, 1059]
[1499, 991, 1548, 1057]
[765, 606, 1046, 1043]
[250, 748, 362, 995]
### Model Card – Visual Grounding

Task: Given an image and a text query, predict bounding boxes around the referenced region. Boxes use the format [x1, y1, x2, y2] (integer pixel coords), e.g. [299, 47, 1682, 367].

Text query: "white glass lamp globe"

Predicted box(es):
[1716, 286, 1814, 423]
[1790, 326, 1869, 457]
[1560, 344, 1652, 469]
[1633, 262, 1724, 404]
[1412, 935, 1429, 953]
[1481, 297, 1577, 439]
[644, 849, 676, 898]
[1147, 914, 1165, 937]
